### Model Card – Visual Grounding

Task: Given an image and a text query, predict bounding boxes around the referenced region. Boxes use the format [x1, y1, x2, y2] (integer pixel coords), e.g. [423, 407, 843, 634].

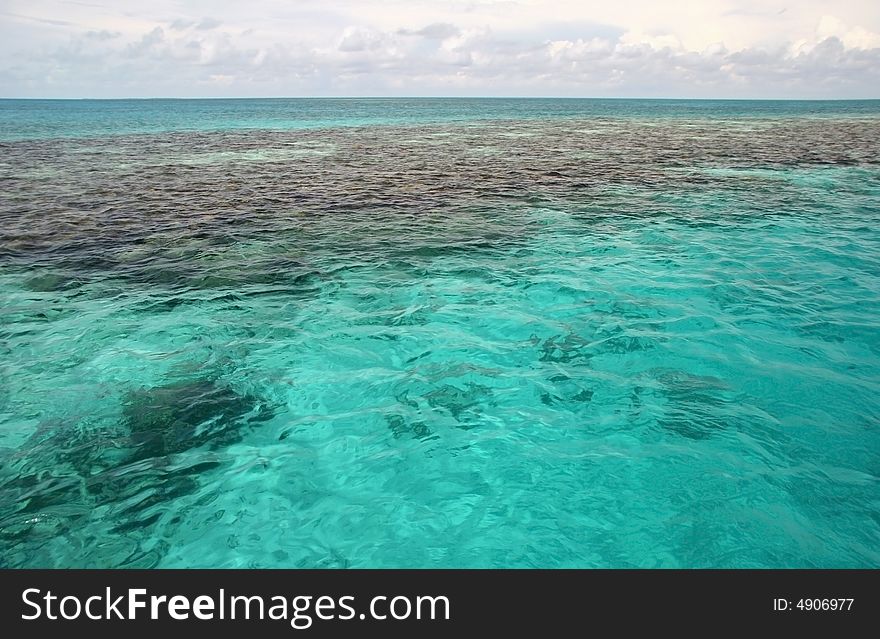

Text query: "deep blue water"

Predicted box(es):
[0, 99, 878, 567]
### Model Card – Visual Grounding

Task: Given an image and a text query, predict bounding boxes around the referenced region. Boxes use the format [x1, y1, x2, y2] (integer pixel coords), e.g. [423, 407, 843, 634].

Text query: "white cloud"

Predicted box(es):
[0, 1, 878, 97]
[816, 14, 880, 49]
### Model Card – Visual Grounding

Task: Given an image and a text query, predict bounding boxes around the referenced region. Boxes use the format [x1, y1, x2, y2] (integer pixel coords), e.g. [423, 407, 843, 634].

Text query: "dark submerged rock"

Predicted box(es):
[121, 378, 274, 461]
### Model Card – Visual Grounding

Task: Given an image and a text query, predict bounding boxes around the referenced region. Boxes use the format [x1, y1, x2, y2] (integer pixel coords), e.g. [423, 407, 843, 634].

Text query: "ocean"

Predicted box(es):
[0, 98, 878, 568]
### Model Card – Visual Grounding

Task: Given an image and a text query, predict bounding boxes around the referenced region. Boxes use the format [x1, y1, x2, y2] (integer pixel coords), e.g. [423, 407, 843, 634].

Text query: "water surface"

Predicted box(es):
[1, 99, 878, 567]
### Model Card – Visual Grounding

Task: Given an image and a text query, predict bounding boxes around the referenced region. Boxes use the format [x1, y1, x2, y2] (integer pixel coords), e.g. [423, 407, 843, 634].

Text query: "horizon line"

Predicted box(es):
[2, 96, 880, 102]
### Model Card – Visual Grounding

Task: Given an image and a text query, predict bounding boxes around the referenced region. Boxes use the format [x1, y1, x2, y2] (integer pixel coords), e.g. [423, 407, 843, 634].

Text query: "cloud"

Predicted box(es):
[124, 26, 165, 58]
[169, 19, 194, 31]
[170, 17, 223, 32]
[84, 29, 120, 40]
[196, 17, 223, 31]
[398, 23, 460, 40]
[0, 11, 74, 27]
[337, 27, 390, 52]
[0, 1, 878, 97]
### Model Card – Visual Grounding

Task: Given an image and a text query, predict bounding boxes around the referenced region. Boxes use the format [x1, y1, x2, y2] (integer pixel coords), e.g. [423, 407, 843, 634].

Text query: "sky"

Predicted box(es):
[1, 0, 879, 98]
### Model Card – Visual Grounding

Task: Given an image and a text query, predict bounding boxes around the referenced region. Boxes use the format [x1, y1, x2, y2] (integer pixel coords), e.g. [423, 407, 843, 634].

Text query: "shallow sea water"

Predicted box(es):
[0, 99, 879, 567]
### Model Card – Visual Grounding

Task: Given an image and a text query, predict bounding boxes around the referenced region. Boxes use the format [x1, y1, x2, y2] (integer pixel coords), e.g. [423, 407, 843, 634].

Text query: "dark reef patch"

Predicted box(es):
[424, 382, 495, 425]
[0, 377, 275, 565]
[121, 378, 274, 461]
[386, 414, 432, 440]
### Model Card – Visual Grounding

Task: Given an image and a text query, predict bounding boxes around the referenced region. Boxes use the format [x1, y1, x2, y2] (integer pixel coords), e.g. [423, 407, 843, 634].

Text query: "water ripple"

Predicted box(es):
[1, 111, 879, 567]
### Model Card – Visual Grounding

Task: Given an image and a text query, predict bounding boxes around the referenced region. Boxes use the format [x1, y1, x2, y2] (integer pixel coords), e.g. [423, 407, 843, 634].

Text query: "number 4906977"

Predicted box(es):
[797, 599, 853, 611]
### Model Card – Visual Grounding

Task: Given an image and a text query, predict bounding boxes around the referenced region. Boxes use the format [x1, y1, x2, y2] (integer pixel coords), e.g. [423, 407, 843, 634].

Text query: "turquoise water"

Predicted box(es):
[0, 99, 878, 567]
[2, 98, 880, 141]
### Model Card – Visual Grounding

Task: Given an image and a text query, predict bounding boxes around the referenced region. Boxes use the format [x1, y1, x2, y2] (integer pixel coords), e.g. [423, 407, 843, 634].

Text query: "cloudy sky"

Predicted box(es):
[1, 0, 878, 98]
